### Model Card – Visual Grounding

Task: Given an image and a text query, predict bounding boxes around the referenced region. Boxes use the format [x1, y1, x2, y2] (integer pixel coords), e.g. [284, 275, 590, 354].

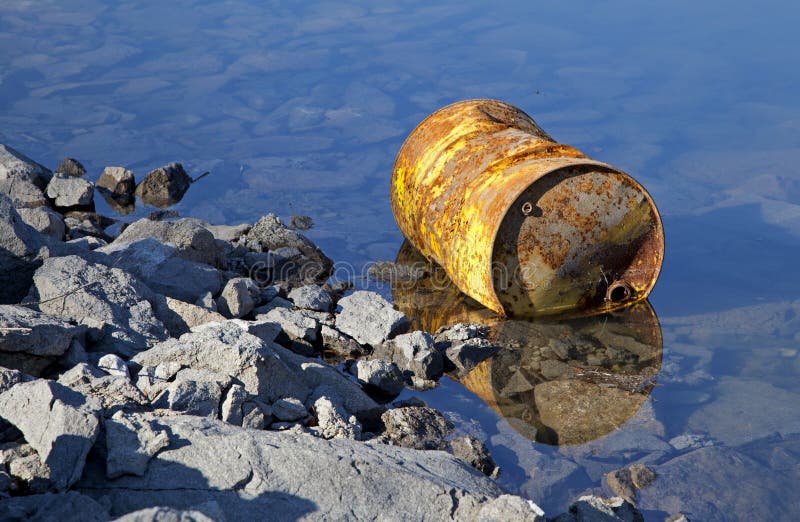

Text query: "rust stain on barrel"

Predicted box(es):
[390, 99, 664, 317]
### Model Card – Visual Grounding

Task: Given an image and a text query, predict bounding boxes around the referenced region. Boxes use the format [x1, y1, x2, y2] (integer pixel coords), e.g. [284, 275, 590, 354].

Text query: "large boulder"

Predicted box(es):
[114, 218, 226, 269]
[0, 194, 49, 304]
[97, 238, 225, 303]
[77, 413, 508, 521]
[135, 162, 192, 208]
[0, 379, 100, 490]
[25, 255, 169, 357]
[0, 144, 52, 189]
[0, 304, 86, 356]
[335, 291, 407, 347]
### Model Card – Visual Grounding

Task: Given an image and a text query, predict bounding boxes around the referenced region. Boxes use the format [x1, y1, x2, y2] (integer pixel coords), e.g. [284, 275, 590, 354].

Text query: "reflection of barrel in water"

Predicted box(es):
[390, 241, 662, 446]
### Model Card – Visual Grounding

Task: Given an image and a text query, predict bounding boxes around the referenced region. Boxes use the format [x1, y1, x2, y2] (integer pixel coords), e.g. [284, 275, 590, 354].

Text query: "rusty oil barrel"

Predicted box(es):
[390, 99, 664, 317]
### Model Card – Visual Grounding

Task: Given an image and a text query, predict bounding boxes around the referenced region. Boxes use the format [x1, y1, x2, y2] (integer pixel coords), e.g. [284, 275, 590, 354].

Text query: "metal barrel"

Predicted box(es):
[390, 99, 664, 317]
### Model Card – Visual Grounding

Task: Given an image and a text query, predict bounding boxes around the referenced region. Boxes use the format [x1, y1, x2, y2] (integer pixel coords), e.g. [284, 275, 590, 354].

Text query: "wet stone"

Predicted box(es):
[97, 166, 136, 199]
[135, 162, 192, 208]
[55, 158, 86, 177]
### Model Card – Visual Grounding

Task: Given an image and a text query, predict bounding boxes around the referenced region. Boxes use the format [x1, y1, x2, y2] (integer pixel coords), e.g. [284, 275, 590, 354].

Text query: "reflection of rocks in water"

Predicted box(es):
[97, 187, 135, 215]
[390, 241, 662, 446]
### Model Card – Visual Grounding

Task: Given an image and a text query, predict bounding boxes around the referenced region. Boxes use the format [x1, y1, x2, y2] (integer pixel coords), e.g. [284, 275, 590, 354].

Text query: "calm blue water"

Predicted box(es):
[2, 1, 799, 519]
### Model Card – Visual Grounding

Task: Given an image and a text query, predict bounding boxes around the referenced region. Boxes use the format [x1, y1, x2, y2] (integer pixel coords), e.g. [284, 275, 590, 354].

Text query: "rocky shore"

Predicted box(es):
[0, 144, 652, 521]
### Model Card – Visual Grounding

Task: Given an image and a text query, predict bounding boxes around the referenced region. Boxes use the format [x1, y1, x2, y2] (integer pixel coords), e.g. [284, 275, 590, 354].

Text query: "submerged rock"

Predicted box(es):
[135, 162, 192, 208]
[55, 158, 86, 177]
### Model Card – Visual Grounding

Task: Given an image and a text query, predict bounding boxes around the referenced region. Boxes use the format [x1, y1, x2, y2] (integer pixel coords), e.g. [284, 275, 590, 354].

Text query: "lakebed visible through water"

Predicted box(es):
[2, 1, 800, 520]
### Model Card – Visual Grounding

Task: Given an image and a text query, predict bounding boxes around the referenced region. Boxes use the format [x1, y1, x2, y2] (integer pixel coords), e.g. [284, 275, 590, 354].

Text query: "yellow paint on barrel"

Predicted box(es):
[390, 99, 664, 317]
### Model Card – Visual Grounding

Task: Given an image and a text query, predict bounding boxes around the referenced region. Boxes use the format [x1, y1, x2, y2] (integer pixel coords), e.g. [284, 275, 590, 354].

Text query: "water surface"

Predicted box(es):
[2, 1, 799, 520]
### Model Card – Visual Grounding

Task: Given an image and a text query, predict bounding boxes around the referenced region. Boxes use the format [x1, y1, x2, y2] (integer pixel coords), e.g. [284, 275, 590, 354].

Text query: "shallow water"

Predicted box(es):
[2, 1, 800, 519]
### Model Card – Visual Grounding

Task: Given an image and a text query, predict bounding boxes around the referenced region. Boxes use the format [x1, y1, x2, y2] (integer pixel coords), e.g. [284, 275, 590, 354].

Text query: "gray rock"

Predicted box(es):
[114, 218, 226, 269]
[2, 441, 51, 493]
[0, 178, 48, 208]
[0, 194, 49, 304]
[288, 284, 332, 312]
[63, 339, 90, 370]
[98, 239, 225, 303]
[352, 359, 405, 395]
[260, 307, 318, 342]
[0, 366, 32, 394]
[445, 338, 499, 376]
[46, 172, 94, 208]
[0, 491, 109, 521]
[152, 295, 226, 338]
[242, 400, 271, 429]
[320, 324, 365, 357]
[0, 304, 86, 356]
[55, 158, 86, 177]
[222, 318, 281, 344]
[57, 362, 106, 387]
[216, 277, 258, 318]
[382, 330, 444, 380]
[204, 223, 250, 242]
[98, 353, 129, 378]
[0, 144, 52, 188]
[132, 323, 310, 404]
[434, 322, 488, 343]
[105, 411, 170, 478]
[153, 371, 226, 418]
[220, 384, 248, 426]
[58, 370, 149, 418]
[271, 397, 308, 422]
[451, 435, 497, 476]
[252, 296, 292, 315]
[76, 414, 508, 520]
[194, 291, 217, 312]
[477, 495, 545, 522]
[135, 162, 192, 208]
[17, 206, 65, 241]
[381, 406, 453, 450]
[335, 291, 407, 346]
[66, 235, 107, 250]
[245, 213, 332, 283]
[0, 379, 100, 490]
[313, 395, 361, 440]
[296, 363, 381, 419]
[97, 166, 136, 197]
[26, 255, 169, 357]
